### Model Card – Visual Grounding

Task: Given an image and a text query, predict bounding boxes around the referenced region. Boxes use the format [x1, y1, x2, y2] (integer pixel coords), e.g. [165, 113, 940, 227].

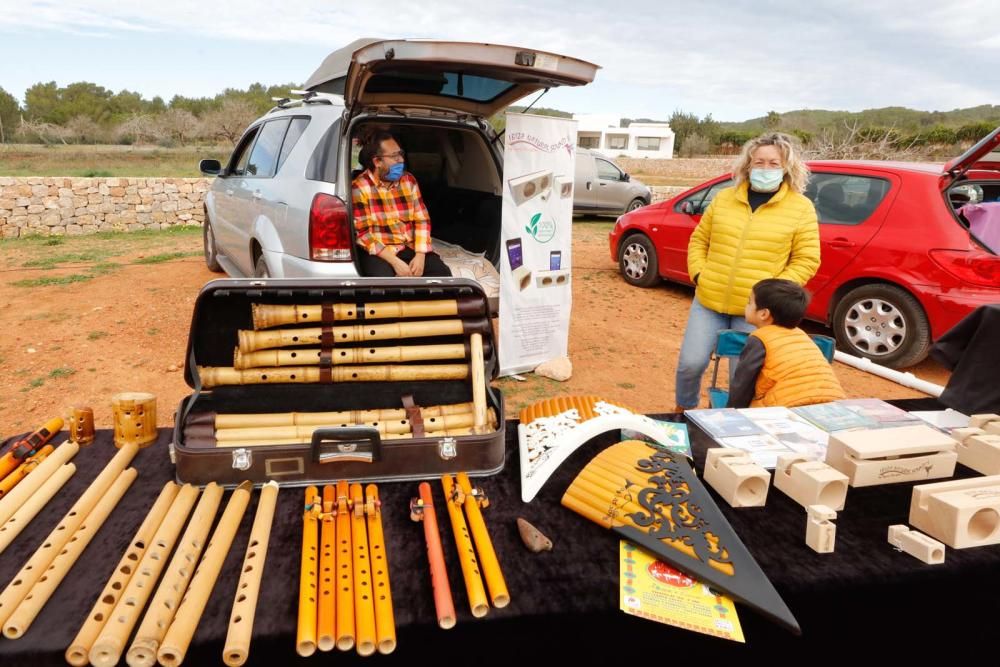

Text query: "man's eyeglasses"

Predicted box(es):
[377, 150, 405, 161]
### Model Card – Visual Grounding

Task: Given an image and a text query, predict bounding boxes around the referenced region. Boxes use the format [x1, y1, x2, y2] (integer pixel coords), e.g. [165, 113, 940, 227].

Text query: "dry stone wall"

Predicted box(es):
[0, 177, 211, 238]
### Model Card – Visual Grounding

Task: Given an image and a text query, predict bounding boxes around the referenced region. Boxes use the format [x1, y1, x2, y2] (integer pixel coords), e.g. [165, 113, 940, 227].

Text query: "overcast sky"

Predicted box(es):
[0, 0, 997, 121]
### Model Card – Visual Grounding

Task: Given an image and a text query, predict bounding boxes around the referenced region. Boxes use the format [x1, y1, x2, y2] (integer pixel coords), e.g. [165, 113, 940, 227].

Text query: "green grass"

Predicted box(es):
[12, 273, 97, 287]
[22, 250, 119, 268]
[134, 251, 200, 264]
[48, 367, 76, 379]
[147, 327, 160, 336]
[87, 330, 108, 341]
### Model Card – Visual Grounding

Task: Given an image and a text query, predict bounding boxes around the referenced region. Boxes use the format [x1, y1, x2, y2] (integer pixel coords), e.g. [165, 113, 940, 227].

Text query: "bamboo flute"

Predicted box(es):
[470, 333, 488, 434]
[222, 481, 279, 667]
[209, 426, 477, 449]
[0, 442, 137, 628]
[411, 482, 456, 629]
[234, 342, 469, 369]
[213, 402, 476, 429]
[118, 483, 220, 667]
[365, 484, 396, 654]
[198, 363, 469, 387]
[65, 481, 181, 666]
[251, 299, 473, 329]
[316, 485, 337, 652]
[456, 473, 509, 608]
[350, 483, 377, 657]
[334, 480, 355, 651]
[157, 481, 254, 667]
[0, 417, 63, 481]
[441, 474, 489, 618]
[0, 463, 76, 555]
[295, 487, 320, 658]
[239, 319, 470, 352]
[0, 445, 53, 499]
[215, 411, 480, 442]
[0, 441, 79, 528]
[3, 467, 137, 639]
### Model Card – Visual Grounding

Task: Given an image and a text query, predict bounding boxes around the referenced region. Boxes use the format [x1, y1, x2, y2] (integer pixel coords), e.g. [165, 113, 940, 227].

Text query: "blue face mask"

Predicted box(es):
[749, 168, 784, 192]
[383, 162, 405, 182]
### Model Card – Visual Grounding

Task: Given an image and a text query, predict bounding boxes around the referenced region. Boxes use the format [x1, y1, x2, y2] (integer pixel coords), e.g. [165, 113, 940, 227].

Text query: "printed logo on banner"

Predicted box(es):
[526, 212, 556, 243]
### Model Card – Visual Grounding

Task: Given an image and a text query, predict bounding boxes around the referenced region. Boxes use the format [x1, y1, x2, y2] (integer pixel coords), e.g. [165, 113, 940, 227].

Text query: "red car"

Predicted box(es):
[609, 128, 1000, 368]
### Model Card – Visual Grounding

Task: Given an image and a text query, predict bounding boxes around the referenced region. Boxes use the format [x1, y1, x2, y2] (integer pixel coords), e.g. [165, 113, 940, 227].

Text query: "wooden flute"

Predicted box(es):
[0, 417, 63, 481]
[0, 463, 76, 555]
[251, 298, 484, 329]
[334, 480, 355, 651]
[316, 485, 337, 652]
[365, 484, 396, 654]
[456, 473, 510, 608]
[295, 487, 320, 658]
[238, 318, 486, 352]
[0, 441, 78, 530]
[198, 363, 469, 387]
[410, 482, 456, 630]
[207, 402, 477, 429]
[233, 342, 472, 369]
[213, 410, 489, 442]
[441, 474, 489, 618]
[0, 445, 53, 499]
[351, 483, 377, 657]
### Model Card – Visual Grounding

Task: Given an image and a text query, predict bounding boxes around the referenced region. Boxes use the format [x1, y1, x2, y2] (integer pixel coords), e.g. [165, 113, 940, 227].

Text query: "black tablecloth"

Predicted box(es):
[2, 398, 998, 664]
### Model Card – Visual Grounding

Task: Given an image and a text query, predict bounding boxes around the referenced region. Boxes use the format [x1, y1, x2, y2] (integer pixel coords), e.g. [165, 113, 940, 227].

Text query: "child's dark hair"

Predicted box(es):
[752, 278, 809, 327]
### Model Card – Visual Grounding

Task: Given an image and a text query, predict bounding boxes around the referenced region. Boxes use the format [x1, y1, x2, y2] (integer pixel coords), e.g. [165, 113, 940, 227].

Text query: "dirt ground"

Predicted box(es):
[0, 223, 950, 436]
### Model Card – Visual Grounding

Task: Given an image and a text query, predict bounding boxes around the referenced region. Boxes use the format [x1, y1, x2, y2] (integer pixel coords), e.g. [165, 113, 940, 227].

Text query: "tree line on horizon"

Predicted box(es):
[0, 81, 996, 160]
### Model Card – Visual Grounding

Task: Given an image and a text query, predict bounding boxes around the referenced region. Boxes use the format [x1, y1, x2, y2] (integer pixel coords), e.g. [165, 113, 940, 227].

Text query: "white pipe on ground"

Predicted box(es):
[833, 351, 944, 397]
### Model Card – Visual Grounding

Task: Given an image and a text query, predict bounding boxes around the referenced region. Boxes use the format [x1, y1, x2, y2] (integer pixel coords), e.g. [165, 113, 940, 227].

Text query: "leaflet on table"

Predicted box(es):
[620, 541, 744, 643]
[621, 421, 691, 457]
[836, 398, 926, 427]
[687, 407, 829, 467]
[792, 399, 926, 432]
[685, 409, 763, 438]
[909, 408, 970, 432]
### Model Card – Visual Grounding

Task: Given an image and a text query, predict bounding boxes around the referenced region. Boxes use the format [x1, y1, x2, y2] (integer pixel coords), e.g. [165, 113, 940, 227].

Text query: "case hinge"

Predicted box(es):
[438, 437, 457, 460]
[232, 448, 253, 471]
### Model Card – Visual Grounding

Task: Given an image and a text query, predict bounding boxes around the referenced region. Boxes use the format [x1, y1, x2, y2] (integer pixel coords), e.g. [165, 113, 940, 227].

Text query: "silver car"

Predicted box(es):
[199, 38, 598, 282]
[573, 148, 651, 217]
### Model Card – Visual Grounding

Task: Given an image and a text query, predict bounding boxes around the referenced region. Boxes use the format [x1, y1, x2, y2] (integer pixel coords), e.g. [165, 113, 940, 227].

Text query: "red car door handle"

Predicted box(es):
[829, 239, 855, 249]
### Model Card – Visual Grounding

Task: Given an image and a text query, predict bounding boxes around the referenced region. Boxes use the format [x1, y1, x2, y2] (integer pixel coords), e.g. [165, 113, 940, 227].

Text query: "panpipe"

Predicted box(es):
[366, 484, 396, 654]
[0, 462, 76, 555]
[410, 482, 456, 630]
[351, 483, 377, 657]
[441, 474, 489, 618]
[0, 444, 53, 499]
[0, 441, 78, 530]
[223, 481, 280, 667]
[237, 318, 487, 352]
[0, 416, 63, 481]
[116, 483, 220, 667]
[0, 442, 137, 628]
[198, 363, 469, 387]
[3, 467, 137, 638]
[65, 481, 181, 666]
[234, 341, 475, 369]
[317, 485, 337, 652]
[158, 481, 253, 667]
[456, 473, 509, 608]
[251, 297, 484, 329]
[296, 487, 321, 657]
[334, 480, 355, 650]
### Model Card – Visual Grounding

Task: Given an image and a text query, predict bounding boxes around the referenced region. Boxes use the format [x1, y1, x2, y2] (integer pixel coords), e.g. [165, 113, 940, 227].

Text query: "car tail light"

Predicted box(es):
[309, 193, 352, 261]
[929, 249, 1000, 288]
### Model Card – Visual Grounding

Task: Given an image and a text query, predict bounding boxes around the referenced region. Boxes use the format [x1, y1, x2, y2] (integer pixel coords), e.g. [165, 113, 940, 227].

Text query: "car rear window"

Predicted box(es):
[366, 69, 516, 102]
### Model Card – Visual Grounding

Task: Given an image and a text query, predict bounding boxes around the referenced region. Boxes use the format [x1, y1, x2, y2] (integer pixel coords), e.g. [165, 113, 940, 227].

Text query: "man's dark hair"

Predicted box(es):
[359, 130, 397, 171]
[752, 278, 810, 328]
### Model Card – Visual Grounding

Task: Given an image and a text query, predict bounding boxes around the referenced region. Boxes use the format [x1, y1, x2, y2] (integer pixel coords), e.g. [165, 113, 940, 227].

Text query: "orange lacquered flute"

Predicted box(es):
[0, 417, 63, 481]
[441, 474, 489, 618]
[0, 445, 53, 499]
[334, 480, 355, 651]
[316, 485, 337, 652]
[351, 483, 377, 657]
[456, 473, 510, 608]
[295, 487, 320, 657]
[365, 484, 397, 653]
[412, 482, 456, 629]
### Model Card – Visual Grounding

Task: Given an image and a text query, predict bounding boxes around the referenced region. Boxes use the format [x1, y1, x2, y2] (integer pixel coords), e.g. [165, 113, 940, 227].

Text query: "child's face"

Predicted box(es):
[745, 293, 770, 327]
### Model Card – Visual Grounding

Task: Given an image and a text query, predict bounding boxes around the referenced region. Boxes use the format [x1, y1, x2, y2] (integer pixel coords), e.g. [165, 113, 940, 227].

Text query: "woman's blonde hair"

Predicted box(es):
[731, 132, 810, 194]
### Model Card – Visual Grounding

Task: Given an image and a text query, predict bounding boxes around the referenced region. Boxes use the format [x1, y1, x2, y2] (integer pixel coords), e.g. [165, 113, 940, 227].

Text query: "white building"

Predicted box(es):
[574, 114, 675, 159]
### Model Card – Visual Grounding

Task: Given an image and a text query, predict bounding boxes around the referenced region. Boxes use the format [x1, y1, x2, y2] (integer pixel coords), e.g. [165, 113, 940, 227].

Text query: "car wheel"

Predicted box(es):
[832, 284, 931, 368]
[252, 253, 270, 278]
[618, 234, 660, 287]
[203, 217, 223, 272]
[626, 198, 645, 213]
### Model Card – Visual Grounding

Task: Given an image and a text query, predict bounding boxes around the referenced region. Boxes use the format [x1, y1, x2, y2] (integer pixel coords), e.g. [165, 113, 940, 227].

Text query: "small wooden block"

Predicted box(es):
[825, 424, 957, 487]
[806, 505, 836, 554]
[511, 265, 532, 291]
[773, 454, 848, 511]
[951, 427, 987, 444]
[956, 433, 1000, 475]
[703, 448, 770, 508]
[909, 475, 1000, 548]
[888, 525, 945, 564]
[969, 414, 1000, 429]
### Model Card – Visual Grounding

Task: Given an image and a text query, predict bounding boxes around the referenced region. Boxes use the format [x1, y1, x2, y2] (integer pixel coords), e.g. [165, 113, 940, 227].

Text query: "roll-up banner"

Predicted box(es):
[499, 113, 577, 376]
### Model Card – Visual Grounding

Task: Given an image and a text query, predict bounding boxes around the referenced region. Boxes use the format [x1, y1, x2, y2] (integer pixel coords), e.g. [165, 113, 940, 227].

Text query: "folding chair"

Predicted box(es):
[707, 329, 836, 408]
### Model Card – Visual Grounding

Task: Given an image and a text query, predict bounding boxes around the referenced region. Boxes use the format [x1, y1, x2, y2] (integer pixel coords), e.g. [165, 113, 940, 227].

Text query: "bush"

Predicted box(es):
[679, 133, 711, 157]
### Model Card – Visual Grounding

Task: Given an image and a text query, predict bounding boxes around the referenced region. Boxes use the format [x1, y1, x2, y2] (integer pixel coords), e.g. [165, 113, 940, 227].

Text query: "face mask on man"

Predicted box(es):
[382, 162, 405, 182]
[749, 168, 784, 192]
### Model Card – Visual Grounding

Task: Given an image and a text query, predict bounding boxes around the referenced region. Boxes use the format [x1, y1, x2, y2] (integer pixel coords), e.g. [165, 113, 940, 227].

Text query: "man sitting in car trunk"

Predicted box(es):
[352, 130, 452, 277]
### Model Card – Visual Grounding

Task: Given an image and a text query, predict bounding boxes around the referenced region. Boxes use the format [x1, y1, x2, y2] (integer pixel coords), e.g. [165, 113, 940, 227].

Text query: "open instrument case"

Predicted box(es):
[171, 278, 504, 486]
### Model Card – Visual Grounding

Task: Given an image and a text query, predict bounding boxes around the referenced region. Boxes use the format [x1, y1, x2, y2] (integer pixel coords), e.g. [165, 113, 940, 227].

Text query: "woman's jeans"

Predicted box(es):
[674, 297, 754, 409]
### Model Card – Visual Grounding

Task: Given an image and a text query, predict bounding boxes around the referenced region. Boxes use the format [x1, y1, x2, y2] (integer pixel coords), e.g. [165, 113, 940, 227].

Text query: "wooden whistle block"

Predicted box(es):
[773, 455, 848, 511]
[825, 424, 957, 487]
[969, 414, 1000, 429]
[909, 475, 1000, 548]
[951, 427, 986, 444]
[703, 448, 770, 508]
[955, 433, 1000, 476]
[806, 505, 836, 554]
[511, 265, 531, 291]
[887, 525, 945, 564]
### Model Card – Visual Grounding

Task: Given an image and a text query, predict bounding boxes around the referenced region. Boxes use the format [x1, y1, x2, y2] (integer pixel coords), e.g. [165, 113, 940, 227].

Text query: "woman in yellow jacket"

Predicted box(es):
[675, 133, 820, 410]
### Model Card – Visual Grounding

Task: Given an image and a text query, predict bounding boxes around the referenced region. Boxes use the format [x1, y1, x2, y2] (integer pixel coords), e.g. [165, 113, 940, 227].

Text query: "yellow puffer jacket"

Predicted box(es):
[750, 325, 846, 408]
[687, 181, 820, 315]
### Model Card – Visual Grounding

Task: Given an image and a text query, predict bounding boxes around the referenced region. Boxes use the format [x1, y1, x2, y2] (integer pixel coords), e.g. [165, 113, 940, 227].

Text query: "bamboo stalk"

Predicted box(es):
[0, 441, 79, 529]
[198, 363, 469, 387]
[252, 299, 472, 329]
[0, 464, 75, 555]
[213, 402, 476, 429]
[215, 412, 478, 442]
[239, 319, 468, 352]
[234, 343, 468, 370]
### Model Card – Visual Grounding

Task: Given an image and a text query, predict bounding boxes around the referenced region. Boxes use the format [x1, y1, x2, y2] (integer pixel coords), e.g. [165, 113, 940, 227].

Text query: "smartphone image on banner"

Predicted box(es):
[506, 238, 524, 270]
[550, 250, 562, 271]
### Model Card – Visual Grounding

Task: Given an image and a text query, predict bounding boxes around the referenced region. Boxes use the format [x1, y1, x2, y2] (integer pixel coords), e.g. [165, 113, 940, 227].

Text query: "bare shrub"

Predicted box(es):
[679, 133, 711, 158]
[805, 121, 924, 161]
[202, 99, 258, 145]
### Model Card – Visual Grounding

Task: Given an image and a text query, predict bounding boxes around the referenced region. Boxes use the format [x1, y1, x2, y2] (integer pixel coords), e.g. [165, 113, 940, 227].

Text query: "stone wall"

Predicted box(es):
[0, 177, 211, 238]
[651, 185, 688, 203]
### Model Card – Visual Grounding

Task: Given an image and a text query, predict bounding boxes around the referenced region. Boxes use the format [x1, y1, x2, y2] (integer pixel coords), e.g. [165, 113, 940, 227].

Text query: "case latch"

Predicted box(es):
[438, 437, 457, 460]
[168, 442, 176, 465]
[232, 448, 253, 471]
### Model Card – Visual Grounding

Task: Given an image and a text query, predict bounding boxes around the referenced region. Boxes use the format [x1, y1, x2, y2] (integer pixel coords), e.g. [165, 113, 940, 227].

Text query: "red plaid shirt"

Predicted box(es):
[351, 170, 433, 256]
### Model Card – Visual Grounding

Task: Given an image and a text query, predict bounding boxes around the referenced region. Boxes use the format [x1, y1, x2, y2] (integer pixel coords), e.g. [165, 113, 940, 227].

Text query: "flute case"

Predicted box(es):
[170, 278, 504, 486]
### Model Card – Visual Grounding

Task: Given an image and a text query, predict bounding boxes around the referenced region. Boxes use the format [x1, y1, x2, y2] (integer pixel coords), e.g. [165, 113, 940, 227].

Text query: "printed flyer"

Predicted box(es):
[619, 541, 745, 642]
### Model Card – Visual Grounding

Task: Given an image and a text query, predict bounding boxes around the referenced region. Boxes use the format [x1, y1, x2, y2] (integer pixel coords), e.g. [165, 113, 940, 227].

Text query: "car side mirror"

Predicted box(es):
[622, 172, 630, 182]
[200, 159, 223, 176]
[679, 201, 695, 214]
